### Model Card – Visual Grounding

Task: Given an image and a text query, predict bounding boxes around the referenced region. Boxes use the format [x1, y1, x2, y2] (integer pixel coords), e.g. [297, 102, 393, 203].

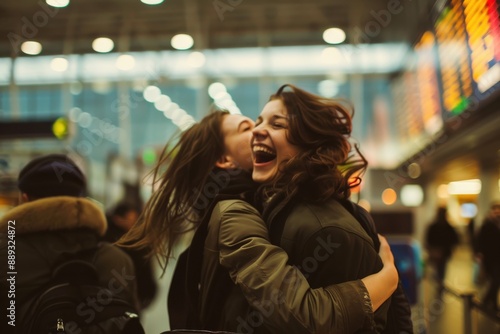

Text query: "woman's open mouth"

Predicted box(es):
[252, 144, 276, 164]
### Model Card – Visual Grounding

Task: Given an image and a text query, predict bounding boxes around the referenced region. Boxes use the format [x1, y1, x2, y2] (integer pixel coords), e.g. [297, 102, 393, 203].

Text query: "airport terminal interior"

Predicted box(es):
[0, 0, 499, 333]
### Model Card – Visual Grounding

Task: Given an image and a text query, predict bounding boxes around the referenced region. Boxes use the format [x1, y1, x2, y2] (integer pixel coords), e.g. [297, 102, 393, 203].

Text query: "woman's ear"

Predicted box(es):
[215, 155, 236, 169]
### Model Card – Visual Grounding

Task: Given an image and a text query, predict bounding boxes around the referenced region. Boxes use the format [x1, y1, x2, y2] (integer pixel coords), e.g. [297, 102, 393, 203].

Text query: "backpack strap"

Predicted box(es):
[51, 245, 101, 284]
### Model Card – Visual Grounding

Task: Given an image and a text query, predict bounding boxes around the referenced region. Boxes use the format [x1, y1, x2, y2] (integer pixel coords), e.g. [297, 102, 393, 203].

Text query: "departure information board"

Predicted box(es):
[435, 0, 475, 115]
[463, 0, 500, 94]
[415, 31, 443, 134]
[392, 0, 500, 162]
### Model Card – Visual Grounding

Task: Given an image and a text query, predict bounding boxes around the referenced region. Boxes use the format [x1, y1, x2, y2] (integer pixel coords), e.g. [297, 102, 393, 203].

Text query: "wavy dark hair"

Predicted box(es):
[117, 111, 228, 270]
[264, 84, 367, 203]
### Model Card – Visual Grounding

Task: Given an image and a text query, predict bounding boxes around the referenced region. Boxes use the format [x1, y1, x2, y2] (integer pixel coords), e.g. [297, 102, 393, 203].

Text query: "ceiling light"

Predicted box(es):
[437, 184, 449, 199]
[92, 37, 114, 53]
[171, 34, 194, 50]
[116, 54, 135, 71]
[323, 28, 346, 44]
[407, 162, 421, 179]
[400, 185, 424, 207]
[143, 85, 161, 103]
[154, 95, 172, 111]
[208, 82, 227, 99]
[140, 0, 164, 5]
[318, 80, 339, 97]
[68, 107, 82, 122]
[187, 51, 206, 68]
[46, 0, 70, 8]
[50, 57, 68, 72]
[21, 41, 42, 55]
[447, 179, 481, 195]
[321, 47, 343, 63]
[382, 188, 397, 205]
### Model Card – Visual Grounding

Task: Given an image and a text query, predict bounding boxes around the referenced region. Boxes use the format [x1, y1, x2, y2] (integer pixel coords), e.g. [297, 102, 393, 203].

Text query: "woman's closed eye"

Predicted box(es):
[273, 122, 286, 129]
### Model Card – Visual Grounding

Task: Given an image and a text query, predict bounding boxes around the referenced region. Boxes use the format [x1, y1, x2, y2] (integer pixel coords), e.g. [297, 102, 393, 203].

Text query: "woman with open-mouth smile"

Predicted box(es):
[249, 84, 413, 333]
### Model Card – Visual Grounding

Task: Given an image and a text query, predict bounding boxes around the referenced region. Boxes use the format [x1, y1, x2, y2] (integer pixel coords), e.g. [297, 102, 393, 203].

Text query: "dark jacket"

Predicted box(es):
[263, 194, 413, 333]
[425, 219, 459, 260]
[474, 217, 500, 275]
[168, 170, 376, 333]
[103, 220, 158, 310]
[0, 196, 138, 320]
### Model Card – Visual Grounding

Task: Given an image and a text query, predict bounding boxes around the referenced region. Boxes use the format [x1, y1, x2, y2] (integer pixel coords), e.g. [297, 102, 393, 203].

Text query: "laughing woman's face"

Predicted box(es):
[251, 99, 301, 183]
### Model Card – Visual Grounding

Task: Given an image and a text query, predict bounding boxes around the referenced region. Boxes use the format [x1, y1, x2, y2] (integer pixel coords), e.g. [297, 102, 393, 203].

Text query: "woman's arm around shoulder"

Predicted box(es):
[215, 200, 383, 334]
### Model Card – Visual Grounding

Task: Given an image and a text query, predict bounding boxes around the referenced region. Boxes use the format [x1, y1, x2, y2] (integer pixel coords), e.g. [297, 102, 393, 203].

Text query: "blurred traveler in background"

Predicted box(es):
[0, 154, 139, 331]
[474, 200, 500, 311]
[105, 200, 158, 310]
[425, 207, 459, 295]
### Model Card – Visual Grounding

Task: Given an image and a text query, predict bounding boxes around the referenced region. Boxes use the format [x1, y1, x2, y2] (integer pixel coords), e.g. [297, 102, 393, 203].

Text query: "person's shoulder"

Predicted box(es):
[289, 200, 361, 228]
[284, 199, 367, 239]
[95, 241, 134, 267]
[216, 199, 260, 216]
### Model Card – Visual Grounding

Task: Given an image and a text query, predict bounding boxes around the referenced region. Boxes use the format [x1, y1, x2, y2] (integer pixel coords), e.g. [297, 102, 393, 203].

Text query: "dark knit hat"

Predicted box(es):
[18, 154, 87, 198]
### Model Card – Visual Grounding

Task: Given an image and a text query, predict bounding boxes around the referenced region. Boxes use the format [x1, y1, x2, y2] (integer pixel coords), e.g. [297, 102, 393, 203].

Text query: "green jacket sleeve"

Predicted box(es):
[217, 200, 375, 334]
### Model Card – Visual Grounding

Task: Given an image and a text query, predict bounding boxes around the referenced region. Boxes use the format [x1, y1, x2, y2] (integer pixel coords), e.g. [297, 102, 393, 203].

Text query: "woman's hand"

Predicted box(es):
[361, 234, 399, 311]
[378, 234, 395, 267]
[378, 234, 398, 294]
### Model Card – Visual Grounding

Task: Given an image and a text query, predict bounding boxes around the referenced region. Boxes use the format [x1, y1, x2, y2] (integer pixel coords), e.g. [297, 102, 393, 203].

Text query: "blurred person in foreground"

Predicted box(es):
[474, 200, 500, 311]
[0, 154, 138, 327]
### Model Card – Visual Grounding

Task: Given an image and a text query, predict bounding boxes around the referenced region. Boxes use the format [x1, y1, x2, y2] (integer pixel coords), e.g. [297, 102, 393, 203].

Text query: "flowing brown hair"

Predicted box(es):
[264, 84, 367, 203]
[117, 111, 228, 271]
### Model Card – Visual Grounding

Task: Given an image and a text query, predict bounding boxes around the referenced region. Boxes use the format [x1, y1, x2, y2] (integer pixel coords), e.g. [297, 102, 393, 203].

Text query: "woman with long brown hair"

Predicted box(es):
[119, 106, 400, 333]
[250, 84, 413, 333]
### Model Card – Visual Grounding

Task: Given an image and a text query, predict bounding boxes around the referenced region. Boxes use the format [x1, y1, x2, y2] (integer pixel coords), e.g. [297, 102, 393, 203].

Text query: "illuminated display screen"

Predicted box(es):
[415, 31, 444, 134]
[434, 0, 500, 116]
[392, 0, 500, 163]
[435, 0, 474, 115]
[463, 0, 500, 94]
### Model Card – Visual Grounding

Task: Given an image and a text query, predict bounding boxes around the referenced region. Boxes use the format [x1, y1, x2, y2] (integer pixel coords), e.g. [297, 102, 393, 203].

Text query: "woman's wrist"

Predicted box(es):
[381, 262, 398, 293]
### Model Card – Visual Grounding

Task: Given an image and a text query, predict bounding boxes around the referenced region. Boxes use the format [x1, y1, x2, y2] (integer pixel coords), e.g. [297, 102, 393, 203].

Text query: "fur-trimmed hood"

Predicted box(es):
[1, 196, 107, 236]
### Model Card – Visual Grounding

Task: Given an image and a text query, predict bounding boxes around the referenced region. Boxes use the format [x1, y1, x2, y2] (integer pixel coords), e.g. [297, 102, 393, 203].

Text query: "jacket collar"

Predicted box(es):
[1, 196, 107, 236]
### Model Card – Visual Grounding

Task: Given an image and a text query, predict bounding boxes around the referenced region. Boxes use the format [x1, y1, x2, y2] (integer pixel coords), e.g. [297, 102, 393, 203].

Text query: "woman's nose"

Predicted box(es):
[252, 125, 266, 139]
[252, 126, 265, 139]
